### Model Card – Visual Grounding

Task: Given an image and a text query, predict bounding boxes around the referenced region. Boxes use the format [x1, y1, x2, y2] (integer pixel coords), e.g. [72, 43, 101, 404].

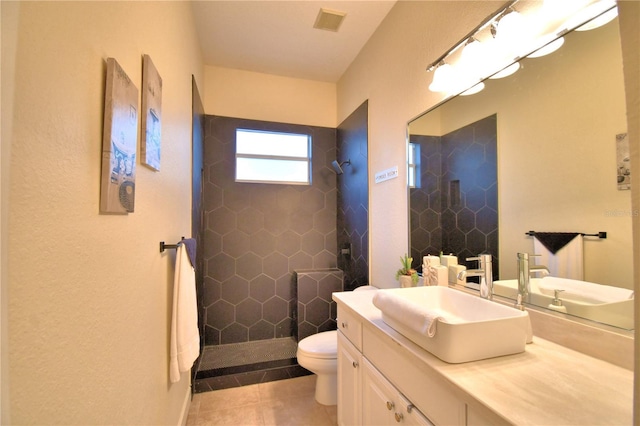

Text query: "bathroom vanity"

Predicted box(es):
[333, 289, 632, 426]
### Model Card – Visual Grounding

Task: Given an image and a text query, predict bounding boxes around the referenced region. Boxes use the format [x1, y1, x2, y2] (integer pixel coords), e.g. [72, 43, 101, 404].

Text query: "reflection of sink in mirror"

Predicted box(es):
[373, 287, 530, 363]
[407, 12, 634, 332]
[493, 278, 634, 330]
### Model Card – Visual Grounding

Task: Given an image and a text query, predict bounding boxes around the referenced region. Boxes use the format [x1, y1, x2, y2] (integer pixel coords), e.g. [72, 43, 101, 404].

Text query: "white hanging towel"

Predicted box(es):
[169, 242, 200, 383]
[533, 234, 584, 280]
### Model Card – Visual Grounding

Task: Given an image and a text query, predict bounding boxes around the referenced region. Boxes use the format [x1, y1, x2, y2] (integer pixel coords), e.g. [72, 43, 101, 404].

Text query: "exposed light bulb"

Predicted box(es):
[460, 38, 484, 67]
[495, 10, 527, 46]
[575, 4, 617, 31]
[542, 0, 591, 19]
[458, 38, 488, 83]
[527, 36, 564, 58]
[460, 82, 485, 96]
[428, 62, 454, 93]
[489, 62, 520, 79]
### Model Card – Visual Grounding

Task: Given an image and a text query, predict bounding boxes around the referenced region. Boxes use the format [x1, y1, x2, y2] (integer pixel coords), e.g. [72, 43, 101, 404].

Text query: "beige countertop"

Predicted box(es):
[333, 289, 633, 425]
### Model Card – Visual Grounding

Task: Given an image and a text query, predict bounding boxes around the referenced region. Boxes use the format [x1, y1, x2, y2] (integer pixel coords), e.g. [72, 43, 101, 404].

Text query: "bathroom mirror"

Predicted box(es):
[408, 11, 634, 330]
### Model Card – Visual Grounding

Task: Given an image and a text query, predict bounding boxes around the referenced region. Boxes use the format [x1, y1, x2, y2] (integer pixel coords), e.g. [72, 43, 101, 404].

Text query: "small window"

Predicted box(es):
[235, 129, 311, 184]
[408, 143, 420, 188]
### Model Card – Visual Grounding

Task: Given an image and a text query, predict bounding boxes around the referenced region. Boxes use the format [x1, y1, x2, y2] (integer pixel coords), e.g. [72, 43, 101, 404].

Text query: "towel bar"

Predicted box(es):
[160, 237, 185, 253]
[525, 231, 607, 239]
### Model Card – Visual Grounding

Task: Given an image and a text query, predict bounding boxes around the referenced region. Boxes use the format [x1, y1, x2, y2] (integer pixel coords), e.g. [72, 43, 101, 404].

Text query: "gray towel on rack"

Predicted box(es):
[179, 238, 197, 269]
[533, 232, 580, 254]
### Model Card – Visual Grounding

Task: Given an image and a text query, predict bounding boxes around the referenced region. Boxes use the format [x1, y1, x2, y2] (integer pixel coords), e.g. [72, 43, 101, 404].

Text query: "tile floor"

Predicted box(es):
[186, 375, 337, 426]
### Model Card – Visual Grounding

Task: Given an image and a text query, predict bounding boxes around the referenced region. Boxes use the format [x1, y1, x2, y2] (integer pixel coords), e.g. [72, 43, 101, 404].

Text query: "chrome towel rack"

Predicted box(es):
[159, 237, 185, 253]
[525, 231, 607, 239]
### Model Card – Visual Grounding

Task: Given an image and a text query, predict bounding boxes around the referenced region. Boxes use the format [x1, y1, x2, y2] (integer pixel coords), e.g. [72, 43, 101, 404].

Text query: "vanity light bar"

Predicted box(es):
[426, 0, 515, 72]
[426, 0, 618, 94]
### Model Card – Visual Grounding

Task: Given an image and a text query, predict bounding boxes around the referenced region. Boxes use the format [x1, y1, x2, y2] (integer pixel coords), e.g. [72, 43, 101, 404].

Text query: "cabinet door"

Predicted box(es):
[364, 326, 466, 426]
[362, 359, 400, 425]
[399, 395, 434, 426]
[338, 331, 362, 426]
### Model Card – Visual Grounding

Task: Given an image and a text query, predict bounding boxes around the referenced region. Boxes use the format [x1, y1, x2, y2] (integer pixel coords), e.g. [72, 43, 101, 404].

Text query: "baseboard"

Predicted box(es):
[177, 386, 191, 426]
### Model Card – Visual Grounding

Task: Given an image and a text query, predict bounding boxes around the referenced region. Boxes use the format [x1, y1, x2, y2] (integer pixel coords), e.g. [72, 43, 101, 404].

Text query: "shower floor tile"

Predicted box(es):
[194, 337, 311, 392]
[199, 337, 298, 370]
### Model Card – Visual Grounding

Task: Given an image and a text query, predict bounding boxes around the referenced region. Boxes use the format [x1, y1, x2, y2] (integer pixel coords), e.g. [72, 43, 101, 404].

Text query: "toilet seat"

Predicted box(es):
[297, 330, 337, 359]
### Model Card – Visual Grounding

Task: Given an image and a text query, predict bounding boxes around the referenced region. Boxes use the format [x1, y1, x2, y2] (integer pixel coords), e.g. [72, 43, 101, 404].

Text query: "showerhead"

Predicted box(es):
[331, 159, 351, 175]
[331, 160, 343, 174]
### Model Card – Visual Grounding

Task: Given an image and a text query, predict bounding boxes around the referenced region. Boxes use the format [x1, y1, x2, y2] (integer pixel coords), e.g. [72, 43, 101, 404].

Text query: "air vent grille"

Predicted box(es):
[314, 8, 347, 32]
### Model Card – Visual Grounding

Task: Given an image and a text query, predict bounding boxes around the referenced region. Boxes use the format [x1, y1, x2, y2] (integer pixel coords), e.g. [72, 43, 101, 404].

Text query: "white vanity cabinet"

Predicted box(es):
[337, 306, 436, 426]
[337, 306, 363, 349]
[362, 357, 401, 425]
[334, 290, 633, 426]
[337, 331, 362, 426]
[362, 358, 433, 426]
[363, 326, 466, 426]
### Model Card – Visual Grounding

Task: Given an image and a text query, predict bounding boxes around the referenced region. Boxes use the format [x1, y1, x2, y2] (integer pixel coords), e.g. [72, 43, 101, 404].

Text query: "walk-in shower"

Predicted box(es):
[195, 115, 342, 393]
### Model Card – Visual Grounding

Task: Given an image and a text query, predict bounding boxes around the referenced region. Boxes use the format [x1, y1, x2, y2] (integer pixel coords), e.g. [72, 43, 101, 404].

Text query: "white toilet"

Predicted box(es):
[296, 285, 378, 406]
[297, 329, 339, 405]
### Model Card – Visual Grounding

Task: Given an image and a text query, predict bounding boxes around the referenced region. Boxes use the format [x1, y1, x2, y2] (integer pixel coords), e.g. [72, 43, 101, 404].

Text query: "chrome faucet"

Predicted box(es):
[516, 253, 549, 310]
[457, 254, 493, 300]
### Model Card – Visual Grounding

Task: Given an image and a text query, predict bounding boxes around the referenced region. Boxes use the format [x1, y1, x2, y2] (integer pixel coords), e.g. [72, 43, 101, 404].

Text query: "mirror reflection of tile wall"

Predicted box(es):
[410, 114, 498, 277]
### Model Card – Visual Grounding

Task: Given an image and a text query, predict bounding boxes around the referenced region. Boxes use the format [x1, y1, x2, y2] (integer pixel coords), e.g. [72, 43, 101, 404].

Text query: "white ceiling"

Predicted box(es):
[191, 1, 397, 83]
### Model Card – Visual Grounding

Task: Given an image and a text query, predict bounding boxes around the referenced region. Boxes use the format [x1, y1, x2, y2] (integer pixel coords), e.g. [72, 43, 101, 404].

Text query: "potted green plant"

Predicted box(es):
[396, 254, 419, 288]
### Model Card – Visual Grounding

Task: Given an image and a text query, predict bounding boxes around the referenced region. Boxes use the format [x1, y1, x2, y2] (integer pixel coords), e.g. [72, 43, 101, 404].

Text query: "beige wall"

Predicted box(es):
[204, 65, 337, 127]
[1, 2, 18, 421]
[617, 0, 640, 418]
[337, 1, 504, 288]
[2, 1, 203, 424]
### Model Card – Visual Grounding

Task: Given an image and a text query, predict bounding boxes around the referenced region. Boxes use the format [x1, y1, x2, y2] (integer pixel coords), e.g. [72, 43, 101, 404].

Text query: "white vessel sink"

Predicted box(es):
[374, 286, 530, 363]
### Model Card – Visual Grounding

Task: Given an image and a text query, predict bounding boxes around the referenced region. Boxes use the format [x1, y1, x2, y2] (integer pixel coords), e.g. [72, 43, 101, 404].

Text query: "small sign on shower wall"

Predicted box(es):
[616, 132, 630, 190]
[375, 166, 398, 184]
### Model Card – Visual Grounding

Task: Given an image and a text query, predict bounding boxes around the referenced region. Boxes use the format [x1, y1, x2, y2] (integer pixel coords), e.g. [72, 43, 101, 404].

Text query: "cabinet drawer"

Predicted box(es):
[337, 306, 363, 350]
[363, 326, 465, 426]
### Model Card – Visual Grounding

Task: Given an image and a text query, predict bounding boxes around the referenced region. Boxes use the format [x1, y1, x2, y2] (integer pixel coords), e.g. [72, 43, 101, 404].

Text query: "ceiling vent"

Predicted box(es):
[314, 8, 347, 32]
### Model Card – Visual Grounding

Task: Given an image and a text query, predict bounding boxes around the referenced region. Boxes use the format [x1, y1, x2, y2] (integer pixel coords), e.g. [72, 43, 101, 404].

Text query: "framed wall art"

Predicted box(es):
[616, 132, 630, 190]
[100, 57, 138, 214]
[141, 54, 162, 171]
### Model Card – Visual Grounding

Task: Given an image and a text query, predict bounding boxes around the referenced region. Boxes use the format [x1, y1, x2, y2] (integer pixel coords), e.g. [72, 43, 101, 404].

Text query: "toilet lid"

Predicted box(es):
[297, 330, 337, 359]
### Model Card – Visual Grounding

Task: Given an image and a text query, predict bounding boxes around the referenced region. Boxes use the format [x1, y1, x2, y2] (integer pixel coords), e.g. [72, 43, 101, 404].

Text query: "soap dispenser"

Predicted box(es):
[548, 289, 568, 313]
